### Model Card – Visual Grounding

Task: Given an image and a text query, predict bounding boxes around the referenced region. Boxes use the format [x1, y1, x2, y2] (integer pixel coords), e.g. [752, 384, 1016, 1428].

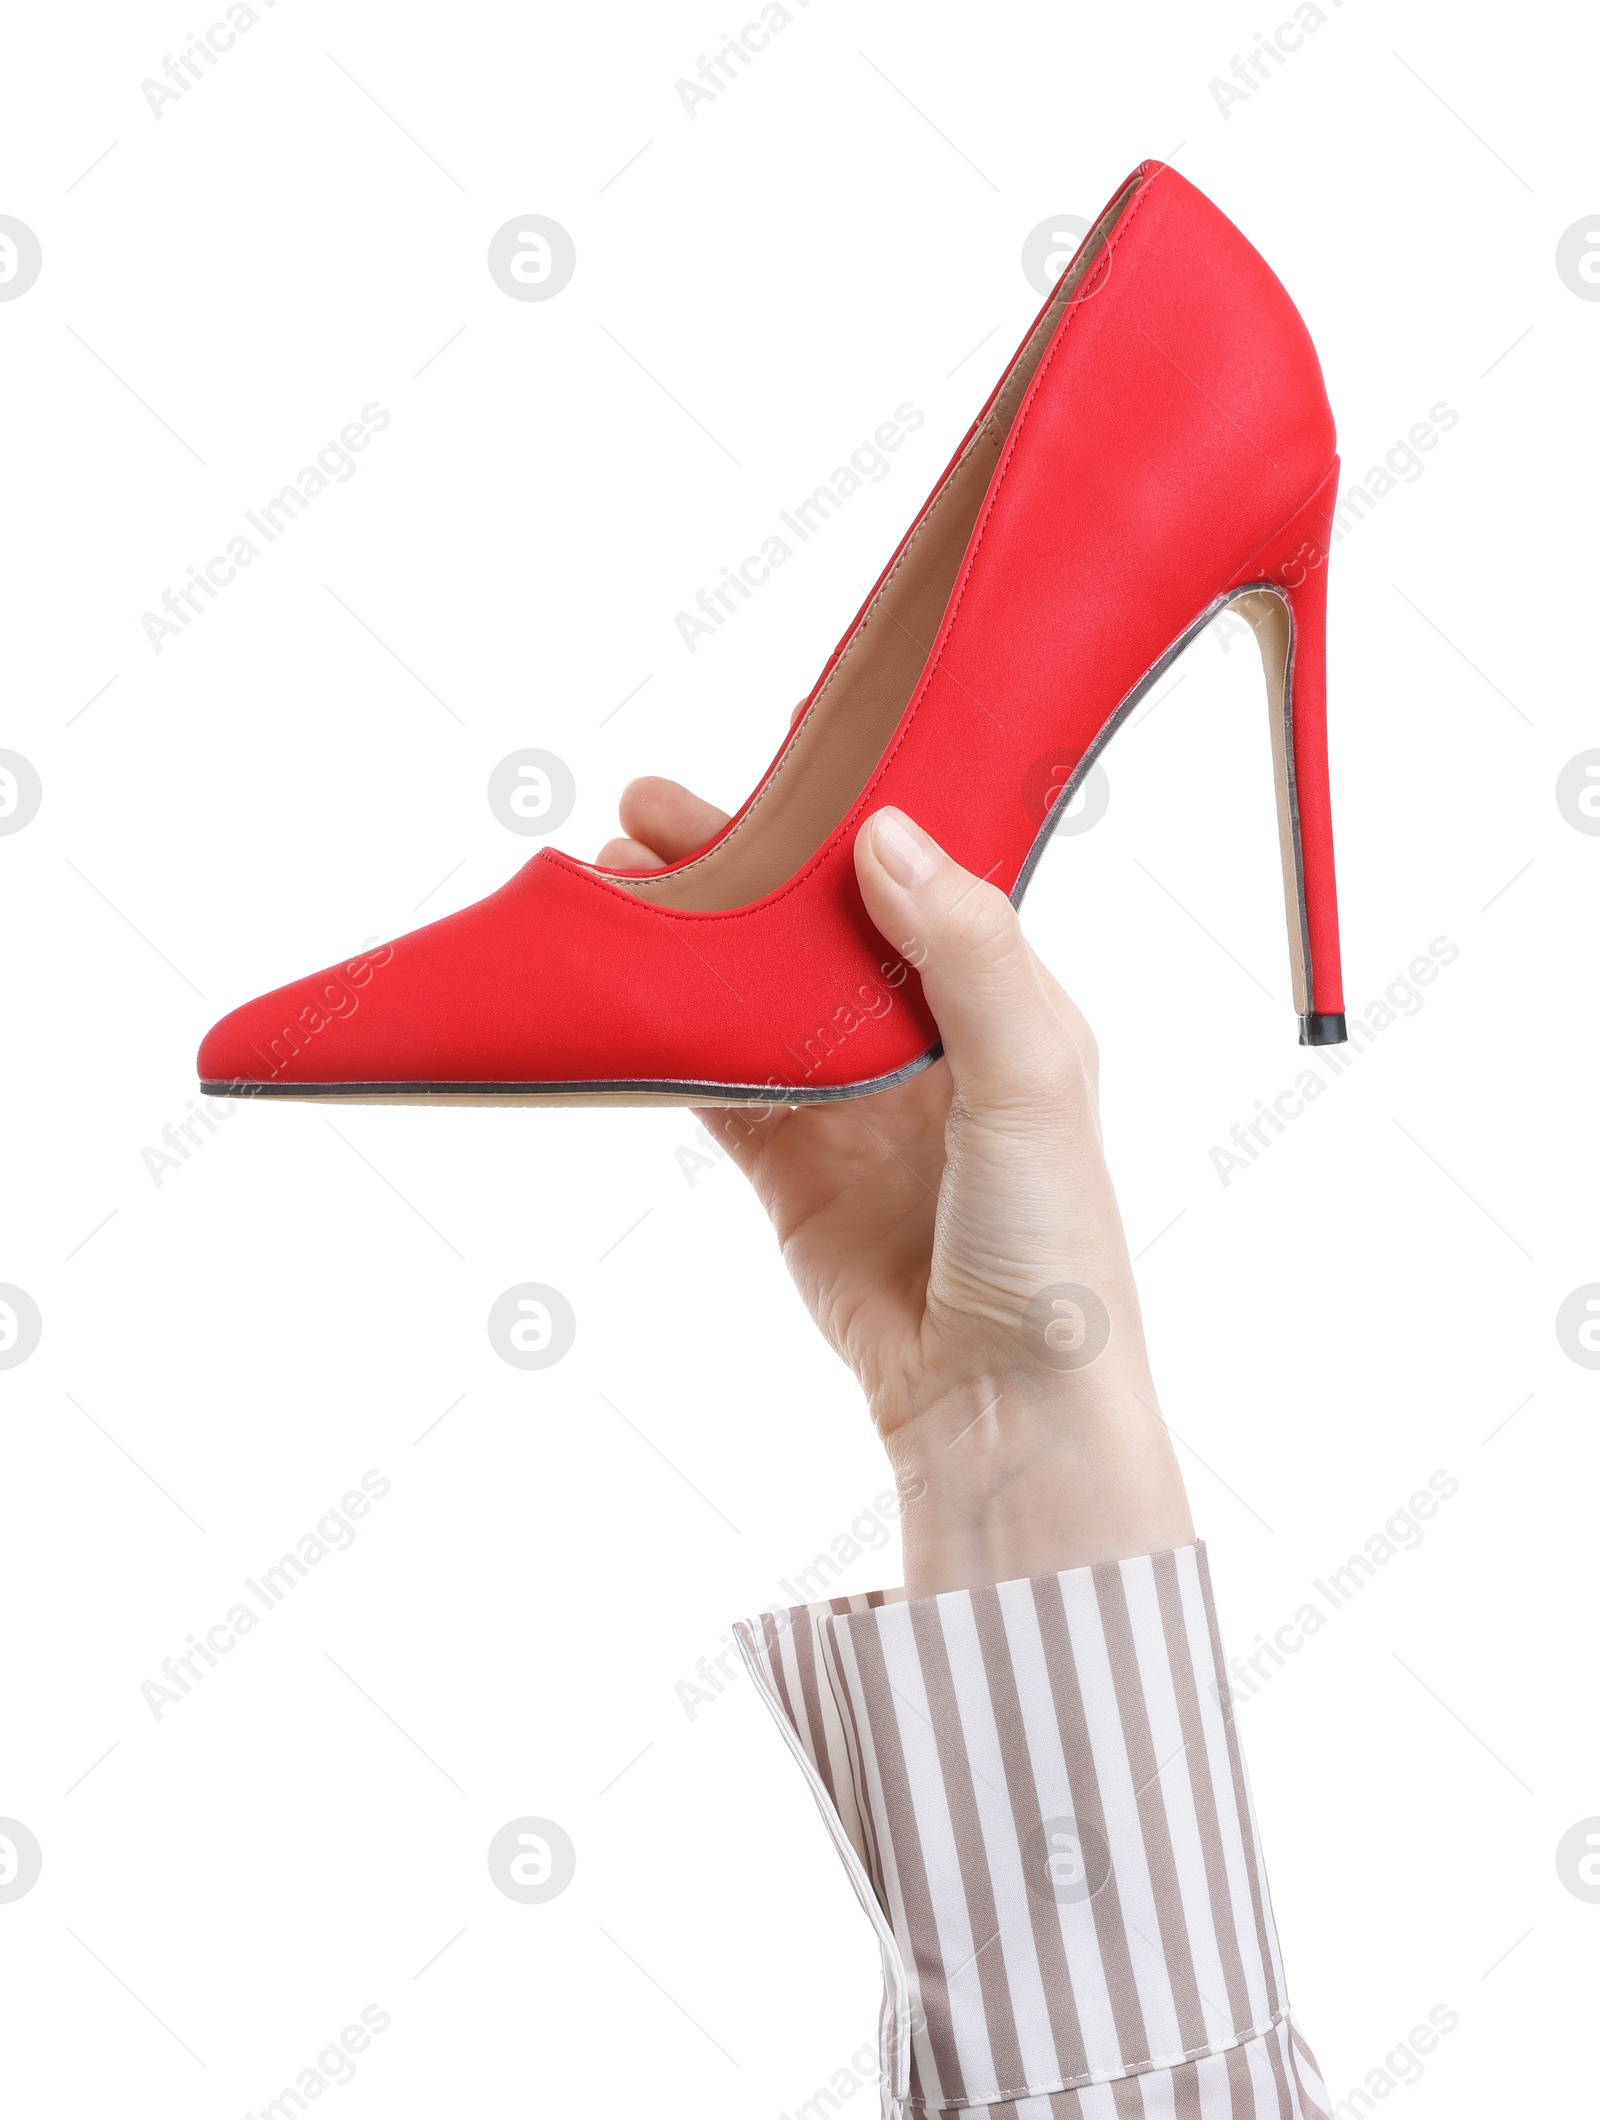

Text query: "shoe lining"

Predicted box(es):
[612, 174, 1143, 912]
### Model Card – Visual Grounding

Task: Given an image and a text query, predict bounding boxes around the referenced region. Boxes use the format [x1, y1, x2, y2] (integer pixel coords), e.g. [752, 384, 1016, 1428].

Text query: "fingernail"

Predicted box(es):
[871, 808, 940, 889]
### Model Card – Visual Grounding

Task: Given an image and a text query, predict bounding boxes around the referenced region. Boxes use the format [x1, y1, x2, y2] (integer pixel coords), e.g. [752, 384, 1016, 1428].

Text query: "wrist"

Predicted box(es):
[883, 1370, 1194, 1597]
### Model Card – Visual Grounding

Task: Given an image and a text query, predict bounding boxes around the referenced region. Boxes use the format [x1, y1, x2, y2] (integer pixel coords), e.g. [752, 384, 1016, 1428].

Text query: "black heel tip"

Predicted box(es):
[1298, 1012, 1347, 1046]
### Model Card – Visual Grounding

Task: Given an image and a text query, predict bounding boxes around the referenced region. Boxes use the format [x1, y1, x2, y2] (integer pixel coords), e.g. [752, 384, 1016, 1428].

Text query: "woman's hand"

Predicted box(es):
[599, 778, 1193, 1595]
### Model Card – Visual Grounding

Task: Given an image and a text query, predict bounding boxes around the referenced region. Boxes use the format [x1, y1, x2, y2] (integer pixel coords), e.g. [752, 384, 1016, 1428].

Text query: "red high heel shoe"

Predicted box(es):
[199, 160, 1346, 1106]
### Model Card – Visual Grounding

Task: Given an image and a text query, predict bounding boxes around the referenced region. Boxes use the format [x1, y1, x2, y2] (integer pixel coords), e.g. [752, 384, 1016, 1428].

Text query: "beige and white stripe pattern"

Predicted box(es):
[735, 1544, 1329, 2120]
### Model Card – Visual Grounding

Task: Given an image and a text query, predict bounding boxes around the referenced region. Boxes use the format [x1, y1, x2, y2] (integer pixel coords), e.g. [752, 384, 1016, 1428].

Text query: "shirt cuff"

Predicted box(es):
[734, 1543, 1329, 2119]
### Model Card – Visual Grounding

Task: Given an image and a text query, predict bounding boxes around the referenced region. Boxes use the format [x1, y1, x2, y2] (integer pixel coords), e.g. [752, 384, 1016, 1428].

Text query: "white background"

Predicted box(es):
[2, 1, 1595, 2113]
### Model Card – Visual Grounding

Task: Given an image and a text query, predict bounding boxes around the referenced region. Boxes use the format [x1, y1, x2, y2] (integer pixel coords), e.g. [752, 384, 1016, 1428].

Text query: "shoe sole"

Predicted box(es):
[198, 1063, 943, 1109]
[200, 583, 1328, 1109]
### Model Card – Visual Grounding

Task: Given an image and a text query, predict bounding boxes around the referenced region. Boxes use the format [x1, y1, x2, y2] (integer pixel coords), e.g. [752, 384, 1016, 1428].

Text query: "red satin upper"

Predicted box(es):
[198, 162, 1340, 1095]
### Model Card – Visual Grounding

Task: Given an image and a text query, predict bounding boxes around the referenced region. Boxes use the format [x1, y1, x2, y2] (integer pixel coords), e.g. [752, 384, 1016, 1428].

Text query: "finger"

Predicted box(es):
[617, 777, 731, 863]
[854, 807, 1084, 1115]
[595, 834, 671, 870]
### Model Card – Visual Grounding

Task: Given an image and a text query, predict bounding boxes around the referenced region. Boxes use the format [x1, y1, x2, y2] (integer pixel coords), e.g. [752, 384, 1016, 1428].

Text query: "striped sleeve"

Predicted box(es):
[734, 1542, 1329, 2120]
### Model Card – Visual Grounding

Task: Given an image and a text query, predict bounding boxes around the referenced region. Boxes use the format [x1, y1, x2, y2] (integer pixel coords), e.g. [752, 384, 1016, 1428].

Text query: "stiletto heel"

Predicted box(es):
[1224, 464, 1347, 1046]
[199, 160, 1352, 1103]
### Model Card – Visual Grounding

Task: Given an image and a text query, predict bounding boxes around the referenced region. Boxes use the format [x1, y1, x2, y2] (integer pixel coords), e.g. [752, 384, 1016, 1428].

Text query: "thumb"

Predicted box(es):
[854, 807, 1075, 1112]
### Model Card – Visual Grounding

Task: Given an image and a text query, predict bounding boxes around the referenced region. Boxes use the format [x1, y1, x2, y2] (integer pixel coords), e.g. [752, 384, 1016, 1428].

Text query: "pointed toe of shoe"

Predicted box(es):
[192, 854, 723, 1097]
[196, 1005, 257, 1090]
[197, 940, 402, 1095]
